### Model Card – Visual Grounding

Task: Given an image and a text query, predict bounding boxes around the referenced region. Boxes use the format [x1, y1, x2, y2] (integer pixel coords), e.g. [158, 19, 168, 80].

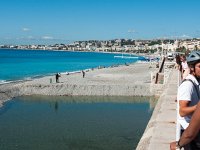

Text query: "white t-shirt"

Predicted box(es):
[181, 61, 189, 71]
[177, 74, 200, 129]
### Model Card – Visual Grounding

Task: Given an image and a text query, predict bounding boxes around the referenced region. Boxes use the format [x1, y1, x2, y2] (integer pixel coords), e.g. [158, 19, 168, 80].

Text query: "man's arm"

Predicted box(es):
[179, 100, 197, 117]
[179, 102, 200, 146]
[170, 102, 200, 149]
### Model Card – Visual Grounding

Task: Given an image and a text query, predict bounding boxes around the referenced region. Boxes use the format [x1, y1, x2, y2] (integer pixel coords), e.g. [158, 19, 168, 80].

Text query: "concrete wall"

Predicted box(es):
[19, 83, 152, 96]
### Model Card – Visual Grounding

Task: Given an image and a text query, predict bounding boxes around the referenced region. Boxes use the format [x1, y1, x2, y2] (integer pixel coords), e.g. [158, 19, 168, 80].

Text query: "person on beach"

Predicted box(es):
[55, 73, 61, 83]
[82, 70, 85, 78]
[175, 51, 200, 149]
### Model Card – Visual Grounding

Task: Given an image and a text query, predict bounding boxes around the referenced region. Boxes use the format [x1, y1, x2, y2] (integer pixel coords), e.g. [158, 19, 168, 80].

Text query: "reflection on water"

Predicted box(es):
[54, 101, 58, 112]
[19, 95, 157, 111]
[0, 96, 156, 150]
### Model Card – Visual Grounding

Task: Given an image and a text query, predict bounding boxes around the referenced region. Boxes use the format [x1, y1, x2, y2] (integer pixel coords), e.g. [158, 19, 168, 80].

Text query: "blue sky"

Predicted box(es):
[0, 0, 200, 45]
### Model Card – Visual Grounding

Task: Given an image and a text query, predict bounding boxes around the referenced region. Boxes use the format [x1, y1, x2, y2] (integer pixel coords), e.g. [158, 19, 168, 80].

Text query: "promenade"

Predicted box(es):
[137, 67, 178, 149]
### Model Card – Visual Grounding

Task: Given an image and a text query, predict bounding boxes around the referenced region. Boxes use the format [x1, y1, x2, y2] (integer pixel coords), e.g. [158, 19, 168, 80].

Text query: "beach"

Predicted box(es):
[0, 62, 158, 107]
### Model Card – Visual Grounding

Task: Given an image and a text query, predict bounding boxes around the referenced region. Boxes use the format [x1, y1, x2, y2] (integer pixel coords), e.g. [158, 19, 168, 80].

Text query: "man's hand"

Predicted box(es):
[170, 141, 177, 150]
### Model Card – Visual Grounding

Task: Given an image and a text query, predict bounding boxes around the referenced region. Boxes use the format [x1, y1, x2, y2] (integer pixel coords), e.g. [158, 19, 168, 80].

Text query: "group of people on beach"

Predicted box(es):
[55, 73, 61, 83]
[54, 70, 86, 83]
[170, 51, 200, 150]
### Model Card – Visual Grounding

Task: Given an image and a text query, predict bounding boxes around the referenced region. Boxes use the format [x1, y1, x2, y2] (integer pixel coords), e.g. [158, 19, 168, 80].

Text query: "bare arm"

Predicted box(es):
[170, 102, 200, 149]
[179, 100, 197, 117]
[179, 102, 200, 146]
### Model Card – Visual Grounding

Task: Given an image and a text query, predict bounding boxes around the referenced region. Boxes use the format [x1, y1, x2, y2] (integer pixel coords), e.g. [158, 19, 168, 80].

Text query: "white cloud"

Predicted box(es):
[15, 36, 35, 40]
[22, 28, 30, 32]
[157, 34, 191, 40]
[41, 36, 54, 40]
[27, 36, 34, 39]
[128, 29, 135, 33]
[7, 35, 57, 41]
[181, 34, 191, 38]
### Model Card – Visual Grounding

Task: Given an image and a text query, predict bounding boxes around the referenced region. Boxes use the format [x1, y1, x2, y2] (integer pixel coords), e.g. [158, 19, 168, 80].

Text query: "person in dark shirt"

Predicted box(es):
[82, 70, 85, 78]
[55, 73, 61, 83]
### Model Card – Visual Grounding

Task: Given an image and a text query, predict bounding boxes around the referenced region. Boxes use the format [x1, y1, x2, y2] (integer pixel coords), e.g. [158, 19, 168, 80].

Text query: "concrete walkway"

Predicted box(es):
[137, 68, 178, 149]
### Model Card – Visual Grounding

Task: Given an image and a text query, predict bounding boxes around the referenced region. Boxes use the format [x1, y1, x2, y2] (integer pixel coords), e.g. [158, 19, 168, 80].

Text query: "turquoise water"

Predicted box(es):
[0, 49, 145, 83]
[0, 96, 155, 150]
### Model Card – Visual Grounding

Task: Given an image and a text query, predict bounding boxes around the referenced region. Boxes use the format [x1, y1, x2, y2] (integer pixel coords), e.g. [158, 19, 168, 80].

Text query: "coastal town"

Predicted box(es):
[2, 0, 200, 149]
[1, 38, 200, 54]
[1, 37, 200, 149]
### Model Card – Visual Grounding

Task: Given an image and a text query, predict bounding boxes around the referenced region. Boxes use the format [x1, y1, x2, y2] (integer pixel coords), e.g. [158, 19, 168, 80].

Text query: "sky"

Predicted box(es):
[0, 0, 200, 45]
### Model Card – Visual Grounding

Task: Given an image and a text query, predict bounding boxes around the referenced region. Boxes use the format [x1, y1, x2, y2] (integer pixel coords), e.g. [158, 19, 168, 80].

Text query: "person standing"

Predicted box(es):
[172, 51, 200, 149]
[55, 73, 60, 83]
[175, 54, 182, 71]
[180, 55, 189, 80]
[82, 70, 85, 78]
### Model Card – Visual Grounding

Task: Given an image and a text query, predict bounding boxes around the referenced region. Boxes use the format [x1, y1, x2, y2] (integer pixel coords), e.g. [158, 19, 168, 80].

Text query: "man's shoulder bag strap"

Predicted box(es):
[181, 79, 200, 99]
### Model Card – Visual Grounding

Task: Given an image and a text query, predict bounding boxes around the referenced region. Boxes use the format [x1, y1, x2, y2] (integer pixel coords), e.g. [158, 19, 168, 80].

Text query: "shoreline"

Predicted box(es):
[0, 63, 128, 85]
[0, 61, 159, 107]
[0, 57, 151, 85]
[0, 48, 151, 84]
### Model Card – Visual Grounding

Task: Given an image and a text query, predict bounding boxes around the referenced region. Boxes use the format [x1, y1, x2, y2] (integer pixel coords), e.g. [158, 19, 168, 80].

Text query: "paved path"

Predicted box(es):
[137, 68, 178, 150]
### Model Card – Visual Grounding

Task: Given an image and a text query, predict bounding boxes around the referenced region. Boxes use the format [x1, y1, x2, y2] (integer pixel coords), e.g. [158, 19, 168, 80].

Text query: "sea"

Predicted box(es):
[0, 49, 145, 84]
[0, 95, 155, 150]
[0, 49, 154, 150]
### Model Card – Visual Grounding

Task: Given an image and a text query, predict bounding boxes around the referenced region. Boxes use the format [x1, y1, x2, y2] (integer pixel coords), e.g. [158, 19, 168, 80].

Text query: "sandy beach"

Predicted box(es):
[0, 62, 158, 107]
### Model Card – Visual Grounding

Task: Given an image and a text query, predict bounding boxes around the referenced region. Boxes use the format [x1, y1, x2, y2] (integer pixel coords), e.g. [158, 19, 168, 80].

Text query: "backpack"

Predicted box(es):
[181, 79, 200, 99]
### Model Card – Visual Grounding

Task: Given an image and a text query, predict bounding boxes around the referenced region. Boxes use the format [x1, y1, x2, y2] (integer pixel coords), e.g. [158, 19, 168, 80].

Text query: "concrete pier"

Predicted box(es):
[136, 68, 178, 149]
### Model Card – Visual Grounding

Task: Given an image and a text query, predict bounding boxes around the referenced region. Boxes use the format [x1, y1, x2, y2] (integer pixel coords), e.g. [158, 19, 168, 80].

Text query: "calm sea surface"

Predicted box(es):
[0, 49, 145, 83]
[0, 96, 155, 150]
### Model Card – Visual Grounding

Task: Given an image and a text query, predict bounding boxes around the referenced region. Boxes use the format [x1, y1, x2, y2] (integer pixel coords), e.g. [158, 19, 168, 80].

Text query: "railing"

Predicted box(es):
[155, 57, 165, 84]
[176, 70, 181, 141]
[159, 57, 165, 73]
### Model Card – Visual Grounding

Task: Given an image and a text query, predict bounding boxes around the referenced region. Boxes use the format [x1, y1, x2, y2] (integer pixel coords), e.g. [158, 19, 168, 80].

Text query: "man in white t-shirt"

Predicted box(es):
[178, 74, 199, 129]
[177, 51, 200, 149]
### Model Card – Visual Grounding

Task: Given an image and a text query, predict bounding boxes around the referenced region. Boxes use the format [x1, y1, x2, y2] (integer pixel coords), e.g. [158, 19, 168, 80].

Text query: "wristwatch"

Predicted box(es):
[176, 140, 183, 149]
